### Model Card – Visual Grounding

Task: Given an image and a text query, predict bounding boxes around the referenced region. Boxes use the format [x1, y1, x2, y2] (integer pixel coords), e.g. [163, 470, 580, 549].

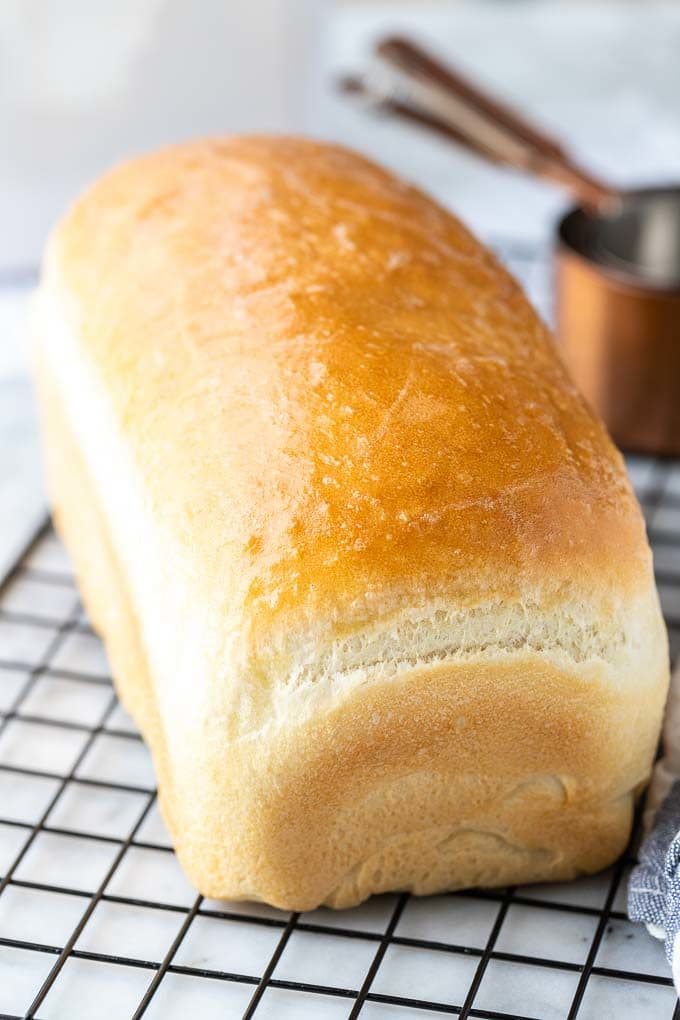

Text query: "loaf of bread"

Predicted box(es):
[33, 137, 668, 910]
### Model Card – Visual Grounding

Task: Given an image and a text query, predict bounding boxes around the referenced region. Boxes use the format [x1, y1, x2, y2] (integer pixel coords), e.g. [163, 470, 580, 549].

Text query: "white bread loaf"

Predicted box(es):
[32, 137, 668, 909]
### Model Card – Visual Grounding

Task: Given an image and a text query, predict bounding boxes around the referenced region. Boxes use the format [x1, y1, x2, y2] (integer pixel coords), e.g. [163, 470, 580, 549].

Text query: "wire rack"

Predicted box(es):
[1, 244, 680, 1020]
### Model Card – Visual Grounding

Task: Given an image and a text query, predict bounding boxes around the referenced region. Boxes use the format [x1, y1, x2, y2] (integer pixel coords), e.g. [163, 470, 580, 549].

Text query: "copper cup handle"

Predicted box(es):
[342, 35, 620, 213]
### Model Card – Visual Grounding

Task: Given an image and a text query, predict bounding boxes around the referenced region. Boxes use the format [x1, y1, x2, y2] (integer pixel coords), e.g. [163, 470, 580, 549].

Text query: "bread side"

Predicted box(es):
[33, 137, 669, 908]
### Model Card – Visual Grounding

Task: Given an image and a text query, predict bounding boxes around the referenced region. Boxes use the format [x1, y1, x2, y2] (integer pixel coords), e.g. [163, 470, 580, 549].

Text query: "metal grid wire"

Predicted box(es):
[0, 244, 679, 1019]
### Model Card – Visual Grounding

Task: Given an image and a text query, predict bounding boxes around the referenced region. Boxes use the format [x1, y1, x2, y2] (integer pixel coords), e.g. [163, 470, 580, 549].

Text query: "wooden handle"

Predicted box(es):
[344, 36, 620, 212]
[377, 37, 567, 163]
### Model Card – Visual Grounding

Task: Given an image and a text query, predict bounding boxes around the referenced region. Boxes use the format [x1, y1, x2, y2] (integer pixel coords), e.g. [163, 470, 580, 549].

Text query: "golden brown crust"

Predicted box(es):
[32, 355, 667, 908]
[48, 137, 648, 631]
[33, 137, 669, 909]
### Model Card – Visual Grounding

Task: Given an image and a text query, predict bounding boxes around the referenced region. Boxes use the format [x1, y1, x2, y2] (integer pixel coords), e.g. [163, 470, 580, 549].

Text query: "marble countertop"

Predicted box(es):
[1, 8, 679, 1013]
[0, 277, 43, 581]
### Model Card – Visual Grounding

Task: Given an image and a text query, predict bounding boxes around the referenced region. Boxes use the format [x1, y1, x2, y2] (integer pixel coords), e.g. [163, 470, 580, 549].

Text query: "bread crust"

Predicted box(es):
[33, 137, 668, 908]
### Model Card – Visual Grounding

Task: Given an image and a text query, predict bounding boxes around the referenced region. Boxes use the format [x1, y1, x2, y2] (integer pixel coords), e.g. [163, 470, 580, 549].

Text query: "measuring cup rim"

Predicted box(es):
[557, 184, 680, 295]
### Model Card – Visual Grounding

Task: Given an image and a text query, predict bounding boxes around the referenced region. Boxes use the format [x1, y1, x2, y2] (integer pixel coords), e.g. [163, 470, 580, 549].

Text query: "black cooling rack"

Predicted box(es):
[1, 245, 679, 1019]
[0, 471, 679, 1019]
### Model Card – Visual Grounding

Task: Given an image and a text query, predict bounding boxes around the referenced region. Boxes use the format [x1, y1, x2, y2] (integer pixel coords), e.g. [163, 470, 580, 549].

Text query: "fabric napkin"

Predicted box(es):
[629, 659, 680, 991]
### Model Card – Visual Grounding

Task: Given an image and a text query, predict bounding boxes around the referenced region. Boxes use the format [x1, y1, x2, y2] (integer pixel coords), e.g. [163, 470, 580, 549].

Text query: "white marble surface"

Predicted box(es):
[0, 0, 328, 271]
[0, 280, 44, 582]
[1, 4, 680, 1016]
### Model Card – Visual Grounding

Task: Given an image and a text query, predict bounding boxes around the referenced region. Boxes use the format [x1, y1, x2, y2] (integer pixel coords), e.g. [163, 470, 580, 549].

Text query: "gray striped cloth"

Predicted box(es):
[628, 661, 680, 992]
[629, 779, 680, 988]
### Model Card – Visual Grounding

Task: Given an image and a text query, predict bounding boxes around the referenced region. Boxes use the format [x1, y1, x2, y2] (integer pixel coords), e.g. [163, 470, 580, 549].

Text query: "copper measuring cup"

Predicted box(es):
[342, 38, 680, 455]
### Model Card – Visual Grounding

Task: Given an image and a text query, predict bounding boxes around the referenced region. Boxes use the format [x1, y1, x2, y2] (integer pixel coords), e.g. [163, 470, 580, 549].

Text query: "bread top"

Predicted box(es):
[43, 137, 652, 663]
